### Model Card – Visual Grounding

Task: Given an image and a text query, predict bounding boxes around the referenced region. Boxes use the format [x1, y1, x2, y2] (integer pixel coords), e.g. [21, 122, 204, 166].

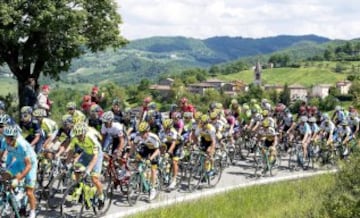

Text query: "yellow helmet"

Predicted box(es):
[32, 108, 47, 117]
[262, 110, 269, 116]
[138, 121, 150, 132]
[66, 102, 76, 110]
[194, 111, 203, 120]
[201, 114, 210, 123]
[210, 111, 218, 120]
[73, 122, 87, 136]
[162, 118, 174, 129]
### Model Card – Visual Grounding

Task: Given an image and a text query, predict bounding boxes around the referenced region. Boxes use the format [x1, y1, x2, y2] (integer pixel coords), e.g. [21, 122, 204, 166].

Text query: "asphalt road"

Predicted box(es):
[36, 154, 336, 218]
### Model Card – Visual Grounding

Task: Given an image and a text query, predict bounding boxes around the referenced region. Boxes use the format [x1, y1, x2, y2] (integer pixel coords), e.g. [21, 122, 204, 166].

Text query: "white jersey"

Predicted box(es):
[101, 122, 125, 137]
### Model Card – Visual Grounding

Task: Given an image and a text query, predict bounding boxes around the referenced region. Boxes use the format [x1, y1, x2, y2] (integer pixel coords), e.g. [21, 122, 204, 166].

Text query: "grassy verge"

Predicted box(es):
[129, 174, 335, 218]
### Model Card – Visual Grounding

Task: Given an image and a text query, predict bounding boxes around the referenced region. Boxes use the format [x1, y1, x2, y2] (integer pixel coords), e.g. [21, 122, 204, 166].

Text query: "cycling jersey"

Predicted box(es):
[134, 132, 160, 149]
[0, 137, 37, 188]
[310, 123, 320, 134]
[68, 132, 101, 155]
[101, 122, 125, 138]
[298, 122, 311, 135]
[159, 128, 182, 145]
[320, 121, 335, 133]
[199, 124, 216, 142]
[20, 118, 42, 140]
[337, 126, 352, 140]
[41, 117, 58, 139]
[71, 110, 86, 123]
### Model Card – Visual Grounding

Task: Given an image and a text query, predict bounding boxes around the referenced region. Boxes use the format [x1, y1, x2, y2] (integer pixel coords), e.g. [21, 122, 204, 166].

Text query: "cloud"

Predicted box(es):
[116, 0, 360, 40]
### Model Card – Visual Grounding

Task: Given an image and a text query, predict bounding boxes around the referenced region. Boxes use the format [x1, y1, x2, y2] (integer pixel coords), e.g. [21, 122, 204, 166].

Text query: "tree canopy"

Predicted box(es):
[0, 0, 128, 107]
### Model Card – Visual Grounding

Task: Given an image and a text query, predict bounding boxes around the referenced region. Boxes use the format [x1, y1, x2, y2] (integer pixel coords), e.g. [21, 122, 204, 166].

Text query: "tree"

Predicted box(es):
[0, 0, 128, 108]
[279, 84, 291, 106]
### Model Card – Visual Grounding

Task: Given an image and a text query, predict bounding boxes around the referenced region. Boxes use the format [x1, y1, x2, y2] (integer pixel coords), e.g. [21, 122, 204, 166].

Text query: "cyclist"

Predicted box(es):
[195, 114, 216, 172]
[66, 102, 86, 124]
[229, 99, 241, 119]
[146, 110, 163, 135]
[53, 115, 75, 157]
[88, 104, 104, 132]
[259, 119, 278, 165]
[0, 125, 38, 218]
[182, 112, 195, 145]
[172, 112, 184, 135]
[19, 106, 43, 153]
[100, 111, 126, 158]
[337, 121, 353, 156]
[159, 118, 183, 190]
[32, 108, 58, 152]
[297, 116, 312, 160]
[348, 111, 360, 138]
[140, 96, 152, 121]
[320, 113, 336, 150]
[111, 98, 126, 124]
[332, 105, 346, 125]
[63, 122, 105, 209]
[132, 121, 161, 200]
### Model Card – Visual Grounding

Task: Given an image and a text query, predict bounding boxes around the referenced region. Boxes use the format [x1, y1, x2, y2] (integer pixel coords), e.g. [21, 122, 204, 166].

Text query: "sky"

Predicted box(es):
[116, 0, 360, 40]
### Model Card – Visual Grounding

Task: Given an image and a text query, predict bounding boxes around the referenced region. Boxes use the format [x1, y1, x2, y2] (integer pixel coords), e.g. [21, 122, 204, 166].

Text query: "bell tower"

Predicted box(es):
[254, 61, 262, 86]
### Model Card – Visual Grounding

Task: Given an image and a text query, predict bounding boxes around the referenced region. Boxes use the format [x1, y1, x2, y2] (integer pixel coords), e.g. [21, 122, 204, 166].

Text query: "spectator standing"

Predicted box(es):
[36, 85, 52, 116]
[22, 77, 37, 108]
[90, 86, 105, 104]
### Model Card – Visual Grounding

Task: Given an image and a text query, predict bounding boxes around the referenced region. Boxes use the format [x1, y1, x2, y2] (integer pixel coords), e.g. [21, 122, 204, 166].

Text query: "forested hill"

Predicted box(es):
[0, 35, 331, 85]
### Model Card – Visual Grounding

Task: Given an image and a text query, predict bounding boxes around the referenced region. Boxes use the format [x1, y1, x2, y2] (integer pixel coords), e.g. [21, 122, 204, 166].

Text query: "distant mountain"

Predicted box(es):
[0, 34, 336, 84]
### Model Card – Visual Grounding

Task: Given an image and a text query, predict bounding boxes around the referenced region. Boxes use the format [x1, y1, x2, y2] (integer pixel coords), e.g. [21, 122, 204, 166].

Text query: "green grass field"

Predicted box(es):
[0, 77, 17, 95]
[129, 174, 335, 218]
[217, 66, 349, 87]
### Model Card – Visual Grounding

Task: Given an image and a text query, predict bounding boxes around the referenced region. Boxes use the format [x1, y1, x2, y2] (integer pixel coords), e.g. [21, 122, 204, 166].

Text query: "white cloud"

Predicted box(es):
[116, 0, 360, 40]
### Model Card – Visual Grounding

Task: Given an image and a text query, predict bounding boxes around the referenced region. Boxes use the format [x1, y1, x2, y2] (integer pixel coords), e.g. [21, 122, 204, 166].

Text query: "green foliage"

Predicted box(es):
[323, 153, 360, 218]
[130, 174, 334, 218]
[279, 84, 291, 105]
[319, 95, 339, 111]
[0, 0, 127, 108]
[268, 54, 290, 67]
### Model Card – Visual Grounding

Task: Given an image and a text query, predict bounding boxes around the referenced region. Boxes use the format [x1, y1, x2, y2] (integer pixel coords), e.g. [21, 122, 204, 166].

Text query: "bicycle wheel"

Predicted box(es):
[0, 197, 20, 218]
[127, 173, 141, 206]
[47, 173, 68, 209]
[93, 173, 113, 216]
[60, 182, 85, 218]
[287, 146, 297, 171]
[207, 159, 222, 187]
[253, 147, 263, 177]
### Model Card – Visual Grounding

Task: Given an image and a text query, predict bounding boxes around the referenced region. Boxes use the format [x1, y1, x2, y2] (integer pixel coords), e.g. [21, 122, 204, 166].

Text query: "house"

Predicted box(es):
[311, 84, 332, 99]
[336, 80, 352, 95]
[158, 78, 174, 86]
[204, 78, 225, 88]
[149, 84, 172, 98]
[289, 84, 308, 101]
[187, 82, 217, 95]
[264, 84, 284, 93]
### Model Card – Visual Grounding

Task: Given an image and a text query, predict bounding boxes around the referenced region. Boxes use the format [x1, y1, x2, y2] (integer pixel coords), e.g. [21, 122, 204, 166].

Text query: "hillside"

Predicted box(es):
[216, 62, 352, 87]
[58, 34, 331, 85]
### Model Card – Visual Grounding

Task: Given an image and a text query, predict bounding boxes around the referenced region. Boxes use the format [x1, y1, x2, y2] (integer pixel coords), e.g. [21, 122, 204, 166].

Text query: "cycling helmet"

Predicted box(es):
[62, 114, 74, 125]
[180, 97, 188, 104]
[261, 98, 268, 104]
[262, 110, 269, 116]
[173, 112, 182, 119]
[322, 113, 329, 121]
[250, 99, 257, 104]
[162, 119, 174, 129]
[231, 99, 238, 105]
[21, 106, 33, 115]
[148, 102, 157, 110]
[101, 111, 114, 123]
[90, 104, 102, 113]
[194, 111, 203, 120]
[112, 98, 121, 106]
[0, 100, 5, 111]
[138, 122, 150, 132]
[209, 102, 217, 110]
[215, 103, 223, 109]
[209, 111, 218, 120]
[224, 109, 231, 116]
[183, 112, 193, 119]
[32, 108, 47, 117]
[0, 114, 10, 125]
[300, 116, 308, 123]
[201, 114, 210, 123]
[66, 102, 76, 110]
[242, 104, 249, 110]
[335, 105, 341, 111]
[308, 117, 316, 123]
[262, 119, 270, 128]
[73, 122, 87, 136]
[3, 125, 18, 137]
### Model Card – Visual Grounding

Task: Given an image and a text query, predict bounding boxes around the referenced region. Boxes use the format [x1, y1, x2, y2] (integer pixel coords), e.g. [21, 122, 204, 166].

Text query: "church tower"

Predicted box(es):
[254, 61, 262, 86]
